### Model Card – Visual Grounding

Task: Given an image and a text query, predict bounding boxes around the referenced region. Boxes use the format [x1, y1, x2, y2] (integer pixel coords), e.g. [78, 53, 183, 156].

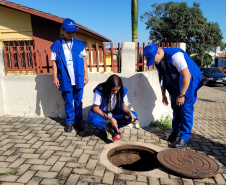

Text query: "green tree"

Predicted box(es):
[192, 53, 213, 66]
[141, 2, 223, 66]
[131, 0, 138, 42]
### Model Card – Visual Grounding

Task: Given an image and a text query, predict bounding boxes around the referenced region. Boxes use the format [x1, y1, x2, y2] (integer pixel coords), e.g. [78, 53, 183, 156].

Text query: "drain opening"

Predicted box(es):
[107, 145, 160, 171]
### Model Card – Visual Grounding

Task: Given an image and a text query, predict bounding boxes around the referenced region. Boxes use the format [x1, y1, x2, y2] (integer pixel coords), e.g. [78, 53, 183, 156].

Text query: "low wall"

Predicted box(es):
[0, 42, 177, 127]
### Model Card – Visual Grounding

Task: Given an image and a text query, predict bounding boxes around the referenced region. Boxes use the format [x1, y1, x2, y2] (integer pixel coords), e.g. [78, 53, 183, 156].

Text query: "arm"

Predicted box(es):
[123, 103, 137, 123]
[93, 104, 119, 132]
[161, 85, 168, 106]
[52, 61, 60, 88]
[176, 67, 191, 106]
[83, 56, 89, 85]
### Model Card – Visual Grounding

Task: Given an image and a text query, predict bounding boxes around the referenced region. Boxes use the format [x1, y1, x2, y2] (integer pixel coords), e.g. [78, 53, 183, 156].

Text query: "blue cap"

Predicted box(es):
[62, 18, 78, 32]
[143, 43, 158, 66]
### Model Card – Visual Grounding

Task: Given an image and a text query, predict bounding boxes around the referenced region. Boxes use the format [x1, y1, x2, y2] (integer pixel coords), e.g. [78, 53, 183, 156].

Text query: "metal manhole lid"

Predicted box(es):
[157, 148, 219, 178]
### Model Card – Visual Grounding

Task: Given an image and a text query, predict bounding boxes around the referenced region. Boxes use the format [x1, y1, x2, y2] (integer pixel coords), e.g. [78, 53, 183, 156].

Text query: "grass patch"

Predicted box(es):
[150, 114, 172, 130]
[5, 167, 20, 176]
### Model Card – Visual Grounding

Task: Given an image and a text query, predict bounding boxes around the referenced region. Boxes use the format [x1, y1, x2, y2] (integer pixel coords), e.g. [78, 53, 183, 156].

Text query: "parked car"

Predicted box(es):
[218, 67, 226, 74]
[201, 67, 226, 86]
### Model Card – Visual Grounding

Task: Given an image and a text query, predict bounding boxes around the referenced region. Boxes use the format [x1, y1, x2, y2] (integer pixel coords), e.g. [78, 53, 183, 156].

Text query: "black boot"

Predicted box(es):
[107, 123, 122, 141]
[169, 139, 188, 148]
[64, 123, 73, 132]
[74, 122, 84, 131]
[164, 132, 178, 142]
[98, 131, 108, 140]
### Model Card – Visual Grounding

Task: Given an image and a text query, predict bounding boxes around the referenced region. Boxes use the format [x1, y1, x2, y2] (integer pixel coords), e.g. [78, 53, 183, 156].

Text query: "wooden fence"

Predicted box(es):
[3, 42, 177, 75]
[135, 42, 178, 72]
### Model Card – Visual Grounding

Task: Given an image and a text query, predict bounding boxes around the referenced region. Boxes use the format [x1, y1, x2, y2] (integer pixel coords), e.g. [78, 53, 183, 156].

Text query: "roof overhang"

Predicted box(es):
[0, 0, 112, 42]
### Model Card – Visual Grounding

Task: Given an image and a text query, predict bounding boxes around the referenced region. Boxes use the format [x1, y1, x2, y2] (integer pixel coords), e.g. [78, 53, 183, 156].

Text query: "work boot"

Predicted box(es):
[64, 123, 73, 132]
[98, 131, 108, 140]
[164, 132, 178, 142]
[74, 122, 84, 131]
[168, 139, 188, 149]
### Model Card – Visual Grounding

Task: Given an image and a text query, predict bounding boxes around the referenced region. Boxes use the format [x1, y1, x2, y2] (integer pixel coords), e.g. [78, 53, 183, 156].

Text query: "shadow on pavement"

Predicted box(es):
[143, 126, 226, 167]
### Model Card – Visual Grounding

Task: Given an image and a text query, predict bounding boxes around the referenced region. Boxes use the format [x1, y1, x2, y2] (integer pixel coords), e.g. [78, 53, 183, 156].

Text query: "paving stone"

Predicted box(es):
[0, 175, 19, 182]
[50, 161, 65, 172]
[78, 154, 90, 164]
[1, 182, 24, 185]
[214, 173, 226, 184]
[136, 175, 147, 182]
[16, 170, 36, 183]
[181, 178, 194, 185]
[57, 167, 72, 180]
[86, 159, 98, 170]
[80, 175, 101, 183]
[73, 167, 91, 175]
[117, 174, 136, 181]
[44, 155, 60, 165]
[35, 171, 58, 179]
[126, 181, 147, 185]
[40, 178, 65, 185]
[65, 174, 80, 185]
[30, 165, 51, 171]
[102, 171, 114, 184]
[93, 165, 105, 177]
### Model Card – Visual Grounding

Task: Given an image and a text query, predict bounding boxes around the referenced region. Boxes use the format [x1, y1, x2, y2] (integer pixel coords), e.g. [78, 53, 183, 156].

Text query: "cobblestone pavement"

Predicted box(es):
[0, 86, 225, 185]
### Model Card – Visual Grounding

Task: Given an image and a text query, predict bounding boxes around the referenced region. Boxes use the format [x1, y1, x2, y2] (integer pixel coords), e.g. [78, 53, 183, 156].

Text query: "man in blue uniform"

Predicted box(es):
[143, 43, 203, 148]
[51, 18, 88, 132]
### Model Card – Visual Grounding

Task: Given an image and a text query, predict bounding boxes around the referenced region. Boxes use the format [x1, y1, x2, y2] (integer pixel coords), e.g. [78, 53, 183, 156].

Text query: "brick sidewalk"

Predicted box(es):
[0, 86, 225, 185]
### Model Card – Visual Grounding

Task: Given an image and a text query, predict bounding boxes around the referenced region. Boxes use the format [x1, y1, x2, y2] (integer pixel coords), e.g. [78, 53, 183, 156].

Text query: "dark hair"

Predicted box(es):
[96, 74, 124, 111]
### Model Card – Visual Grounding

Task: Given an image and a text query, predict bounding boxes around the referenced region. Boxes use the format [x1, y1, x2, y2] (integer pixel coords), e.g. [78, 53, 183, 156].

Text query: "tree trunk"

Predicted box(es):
[201, 55, 204, 66]
[131, 0, 138, 42]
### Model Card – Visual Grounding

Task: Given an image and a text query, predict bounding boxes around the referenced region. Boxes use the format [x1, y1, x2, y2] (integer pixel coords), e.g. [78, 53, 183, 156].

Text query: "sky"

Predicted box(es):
[6, 0, 226, 46]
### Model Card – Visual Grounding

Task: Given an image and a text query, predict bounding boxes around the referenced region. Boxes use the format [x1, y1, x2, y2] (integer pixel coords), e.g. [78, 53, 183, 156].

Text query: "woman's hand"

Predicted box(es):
[130, 113, 137, 124]
[110, 118, 119, 132]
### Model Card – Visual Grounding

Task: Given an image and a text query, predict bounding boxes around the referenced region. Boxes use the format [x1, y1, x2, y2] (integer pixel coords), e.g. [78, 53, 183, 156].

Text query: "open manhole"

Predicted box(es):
[101, 142, 219, 178]
[107, 145, 160, 171]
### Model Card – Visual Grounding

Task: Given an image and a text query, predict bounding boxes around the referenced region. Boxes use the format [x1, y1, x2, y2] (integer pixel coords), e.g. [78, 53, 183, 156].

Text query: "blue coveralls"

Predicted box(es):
[155, 48, 203, 142]
[87, 86, 138, 132]
[50, 38, 85, 124]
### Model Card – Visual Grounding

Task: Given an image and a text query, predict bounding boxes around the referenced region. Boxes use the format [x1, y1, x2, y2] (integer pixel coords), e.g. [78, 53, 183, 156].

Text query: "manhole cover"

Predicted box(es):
[107, 145, 160, 171]
[157, 148, 219, 178]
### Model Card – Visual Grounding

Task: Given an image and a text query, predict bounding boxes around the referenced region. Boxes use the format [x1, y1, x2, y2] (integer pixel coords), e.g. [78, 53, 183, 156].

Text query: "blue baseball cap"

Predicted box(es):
[62, 18, 78, 32]
[143, 43, 158, 66]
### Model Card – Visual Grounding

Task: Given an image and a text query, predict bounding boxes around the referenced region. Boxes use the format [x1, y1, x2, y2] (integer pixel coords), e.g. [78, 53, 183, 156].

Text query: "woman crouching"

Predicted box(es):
[88, 74, 138, 141]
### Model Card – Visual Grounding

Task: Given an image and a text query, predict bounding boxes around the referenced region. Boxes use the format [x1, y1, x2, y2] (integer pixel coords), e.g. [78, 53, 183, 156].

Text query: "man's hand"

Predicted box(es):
[53, 77, 60, 88]
[176, 96, 185, 106]
[84, 74, 89, 85]
[162, 95, 169, 106]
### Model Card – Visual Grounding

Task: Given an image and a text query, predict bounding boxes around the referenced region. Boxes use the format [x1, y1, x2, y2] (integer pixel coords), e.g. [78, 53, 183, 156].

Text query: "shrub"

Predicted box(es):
[150, 114, 172, 130]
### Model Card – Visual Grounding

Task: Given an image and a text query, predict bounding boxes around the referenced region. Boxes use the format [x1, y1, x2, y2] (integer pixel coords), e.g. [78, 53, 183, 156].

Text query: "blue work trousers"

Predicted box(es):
[88, 110, 138, 132]
[170, 91, 195, 142]
[61, 86, 84, 124]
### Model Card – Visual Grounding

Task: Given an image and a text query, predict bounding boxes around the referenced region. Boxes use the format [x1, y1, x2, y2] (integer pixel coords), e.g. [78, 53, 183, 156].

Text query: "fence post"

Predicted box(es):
[177, 42, 186, 52]
[121, 42, 136, 74]
[0, 46, 5, 116]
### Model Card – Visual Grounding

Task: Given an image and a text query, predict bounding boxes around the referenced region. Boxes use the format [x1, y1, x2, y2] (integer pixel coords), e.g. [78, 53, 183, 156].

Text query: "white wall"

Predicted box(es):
[218, 58, 226, 67]
[0, 42, 177, 127]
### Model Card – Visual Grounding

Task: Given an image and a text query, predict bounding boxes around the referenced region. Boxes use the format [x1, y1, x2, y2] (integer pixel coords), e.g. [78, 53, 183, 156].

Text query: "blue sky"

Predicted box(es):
[7, 0, 226, 45]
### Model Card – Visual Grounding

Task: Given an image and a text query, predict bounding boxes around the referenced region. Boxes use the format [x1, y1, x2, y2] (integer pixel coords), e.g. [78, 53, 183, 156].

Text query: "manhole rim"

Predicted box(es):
[100, 141, 168, 177]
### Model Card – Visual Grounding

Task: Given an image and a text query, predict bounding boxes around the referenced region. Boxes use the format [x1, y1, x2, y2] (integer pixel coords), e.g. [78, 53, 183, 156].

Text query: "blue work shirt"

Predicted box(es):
[156, 48, 203, 103]
[50, 38, 85, 91]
